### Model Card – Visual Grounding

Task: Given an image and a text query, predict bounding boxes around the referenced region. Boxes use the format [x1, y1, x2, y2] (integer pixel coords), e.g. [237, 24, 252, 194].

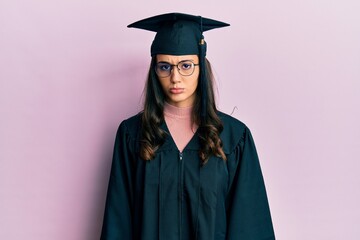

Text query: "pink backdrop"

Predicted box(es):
[1, 1, 360, 239]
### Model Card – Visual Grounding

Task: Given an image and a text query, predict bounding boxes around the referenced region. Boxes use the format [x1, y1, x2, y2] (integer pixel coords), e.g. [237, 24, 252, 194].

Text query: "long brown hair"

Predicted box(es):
[140, 56, 226, 164]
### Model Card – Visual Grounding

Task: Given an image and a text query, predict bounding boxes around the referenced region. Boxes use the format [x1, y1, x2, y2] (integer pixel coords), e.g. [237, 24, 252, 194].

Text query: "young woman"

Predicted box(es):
[101, 13, 275, 240]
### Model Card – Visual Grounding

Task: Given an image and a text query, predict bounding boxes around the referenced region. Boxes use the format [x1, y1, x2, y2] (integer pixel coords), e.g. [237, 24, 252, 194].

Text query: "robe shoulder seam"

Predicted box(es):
[217, 111, 249, 154]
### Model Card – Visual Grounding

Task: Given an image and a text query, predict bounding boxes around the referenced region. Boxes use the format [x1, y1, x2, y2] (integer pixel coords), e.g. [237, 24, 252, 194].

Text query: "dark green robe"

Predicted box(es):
[101, 112, 275, 240]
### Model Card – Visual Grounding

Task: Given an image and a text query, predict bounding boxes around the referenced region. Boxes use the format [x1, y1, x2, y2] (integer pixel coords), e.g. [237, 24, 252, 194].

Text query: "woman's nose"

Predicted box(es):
[170, 67, 181, 83]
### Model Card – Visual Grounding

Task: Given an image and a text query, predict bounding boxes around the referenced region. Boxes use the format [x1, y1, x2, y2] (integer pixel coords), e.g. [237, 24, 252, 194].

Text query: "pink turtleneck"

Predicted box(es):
[163, 102, 198, 152]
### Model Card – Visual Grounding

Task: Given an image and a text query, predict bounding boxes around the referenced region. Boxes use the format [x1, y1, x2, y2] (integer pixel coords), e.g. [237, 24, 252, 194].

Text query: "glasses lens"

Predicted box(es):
[178, 61, 194, 76]
[155, 63, 171, 77]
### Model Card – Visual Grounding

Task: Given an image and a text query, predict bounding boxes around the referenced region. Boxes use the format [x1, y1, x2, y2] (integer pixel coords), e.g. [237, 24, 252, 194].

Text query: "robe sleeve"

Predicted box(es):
[226, 127, 275, 240]
[100, 122, 134, 240]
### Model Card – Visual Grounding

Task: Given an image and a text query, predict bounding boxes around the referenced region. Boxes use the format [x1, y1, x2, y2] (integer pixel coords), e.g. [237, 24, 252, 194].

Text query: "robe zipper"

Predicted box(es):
[178, 151, 184, 240]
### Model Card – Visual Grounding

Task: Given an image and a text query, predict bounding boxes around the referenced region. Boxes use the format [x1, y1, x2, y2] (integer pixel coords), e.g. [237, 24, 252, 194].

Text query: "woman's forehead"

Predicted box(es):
[156, 54, 199, 63]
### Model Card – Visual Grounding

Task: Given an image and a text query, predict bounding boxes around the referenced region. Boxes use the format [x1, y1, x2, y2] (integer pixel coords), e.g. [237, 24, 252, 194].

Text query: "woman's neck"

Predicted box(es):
[163, 101, 193, 119]
[163, 101, 197, 152]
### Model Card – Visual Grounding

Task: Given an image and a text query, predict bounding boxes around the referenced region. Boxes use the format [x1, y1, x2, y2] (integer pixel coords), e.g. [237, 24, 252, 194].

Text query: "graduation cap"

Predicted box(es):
[128, 13, 230, 118]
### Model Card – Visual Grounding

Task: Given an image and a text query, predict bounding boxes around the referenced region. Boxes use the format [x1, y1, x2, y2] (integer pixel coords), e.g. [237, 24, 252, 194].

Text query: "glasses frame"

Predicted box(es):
[155, 60, 200, 78]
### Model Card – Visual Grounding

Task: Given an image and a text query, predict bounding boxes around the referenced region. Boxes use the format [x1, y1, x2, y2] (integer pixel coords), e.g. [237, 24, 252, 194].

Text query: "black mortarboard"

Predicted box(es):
[127, 12, 229, 56]
[127, 13, 229, 118]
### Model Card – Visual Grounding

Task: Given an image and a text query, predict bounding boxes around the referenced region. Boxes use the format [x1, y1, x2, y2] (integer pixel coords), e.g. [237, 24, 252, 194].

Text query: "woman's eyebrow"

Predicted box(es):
[157, 59, 194, 64]
[156, 61, 171, 64]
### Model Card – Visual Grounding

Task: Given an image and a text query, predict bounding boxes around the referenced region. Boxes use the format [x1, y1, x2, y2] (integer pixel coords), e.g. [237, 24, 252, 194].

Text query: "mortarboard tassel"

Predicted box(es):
[199, 16, 208, 120]
[199, 37, 207, 120]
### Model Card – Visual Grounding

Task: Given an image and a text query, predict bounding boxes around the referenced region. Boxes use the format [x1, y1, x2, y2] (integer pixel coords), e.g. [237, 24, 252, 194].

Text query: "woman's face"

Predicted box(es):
[156, 54, 199, 108]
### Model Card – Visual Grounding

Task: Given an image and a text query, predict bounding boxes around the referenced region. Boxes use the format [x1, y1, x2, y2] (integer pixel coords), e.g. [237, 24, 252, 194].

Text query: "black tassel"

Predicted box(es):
[199, 16, 207, 121]
[199, 38, 207, 120]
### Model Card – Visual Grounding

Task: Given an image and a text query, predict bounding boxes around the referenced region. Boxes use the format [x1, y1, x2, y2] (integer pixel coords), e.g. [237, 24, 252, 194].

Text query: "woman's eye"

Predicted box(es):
[181, 63, 192, 70]
[159, 64, 171, 71]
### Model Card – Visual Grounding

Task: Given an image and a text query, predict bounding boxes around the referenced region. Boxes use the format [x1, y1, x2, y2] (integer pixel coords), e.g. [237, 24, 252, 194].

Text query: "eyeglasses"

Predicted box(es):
[155, 60, 199, 78]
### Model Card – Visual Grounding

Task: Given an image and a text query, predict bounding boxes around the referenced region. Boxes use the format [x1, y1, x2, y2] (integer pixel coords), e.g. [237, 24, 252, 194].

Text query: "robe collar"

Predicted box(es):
[157, 120, 200, 152]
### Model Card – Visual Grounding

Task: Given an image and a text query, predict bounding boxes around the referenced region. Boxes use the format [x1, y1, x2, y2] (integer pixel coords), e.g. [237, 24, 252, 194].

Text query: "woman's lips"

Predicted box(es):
[170, 88, 184, 94]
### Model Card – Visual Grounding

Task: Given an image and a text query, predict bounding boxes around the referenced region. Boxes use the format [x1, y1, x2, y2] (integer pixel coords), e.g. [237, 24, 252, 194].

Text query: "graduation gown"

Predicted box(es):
[100, 112, 275, 240]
